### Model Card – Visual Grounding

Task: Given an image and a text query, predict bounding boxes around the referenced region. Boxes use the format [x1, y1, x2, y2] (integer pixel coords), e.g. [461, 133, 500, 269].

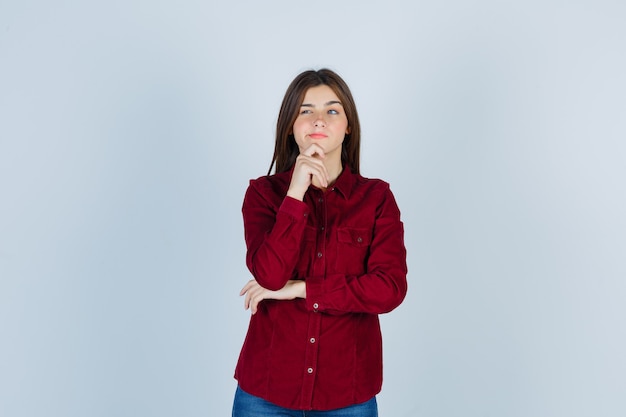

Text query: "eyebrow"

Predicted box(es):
[300, 100, 343, 107]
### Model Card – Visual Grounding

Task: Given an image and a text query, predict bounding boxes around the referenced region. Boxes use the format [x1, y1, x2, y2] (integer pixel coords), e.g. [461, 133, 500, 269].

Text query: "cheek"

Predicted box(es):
[291, 122, 306, 149]
[292, 120, 307, 140]
[294, 136, 306, 151]
[292, 120, 300, 130]
[334, 118, 349, 134]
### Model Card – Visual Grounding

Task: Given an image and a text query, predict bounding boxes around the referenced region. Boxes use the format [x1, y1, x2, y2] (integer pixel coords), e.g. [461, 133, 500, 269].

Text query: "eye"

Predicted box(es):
[300, 109, 312, 115]
[328, 109, 339, 115]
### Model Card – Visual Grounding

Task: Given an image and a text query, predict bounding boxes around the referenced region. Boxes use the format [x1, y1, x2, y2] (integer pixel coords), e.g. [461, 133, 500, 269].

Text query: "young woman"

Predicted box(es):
[233, 69, 408, 417]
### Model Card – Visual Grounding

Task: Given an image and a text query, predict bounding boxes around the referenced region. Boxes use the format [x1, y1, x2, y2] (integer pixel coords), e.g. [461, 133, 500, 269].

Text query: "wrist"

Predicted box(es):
[286, 187, 306, 201]
[296, 280, 306, 299]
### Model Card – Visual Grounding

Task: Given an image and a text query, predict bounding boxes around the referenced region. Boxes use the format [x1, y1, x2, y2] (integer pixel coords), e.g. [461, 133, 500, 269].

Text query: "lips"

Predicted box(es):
[309, 133, 328, 139]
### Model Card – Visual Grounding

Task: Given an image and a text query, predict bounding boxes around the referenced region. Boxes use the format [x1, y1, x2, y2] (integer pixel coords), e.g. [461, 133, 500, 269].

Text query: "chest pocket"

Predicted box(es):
[336, 227, 372, 275]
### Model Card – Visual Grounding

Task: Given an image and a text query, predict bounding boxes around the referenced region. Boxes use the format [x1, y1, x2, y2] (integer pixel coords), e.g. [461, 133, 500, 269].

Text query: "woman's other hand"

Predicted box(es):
[240, 279, 306, 314]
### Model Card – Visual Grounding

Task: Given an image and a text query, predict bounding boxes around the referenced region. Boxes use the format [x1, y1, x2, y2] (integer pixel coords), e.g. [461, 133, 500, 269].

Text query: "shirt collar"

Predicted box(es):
[330, 164, 355, 200]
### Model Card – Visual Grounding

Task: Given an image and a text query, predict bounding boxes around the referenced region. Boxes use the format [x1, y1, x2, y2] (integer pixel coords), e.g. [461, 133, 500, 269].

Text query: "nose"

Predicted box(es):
[313, 115, 326, 127]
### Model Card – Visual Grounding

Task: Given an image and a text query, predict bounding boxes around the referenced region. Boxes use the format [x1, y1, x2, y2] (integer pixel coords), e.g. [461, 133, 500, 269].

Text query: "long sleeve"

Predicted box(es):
[305, 184, 408, 315]
[242, 178, 308, 291]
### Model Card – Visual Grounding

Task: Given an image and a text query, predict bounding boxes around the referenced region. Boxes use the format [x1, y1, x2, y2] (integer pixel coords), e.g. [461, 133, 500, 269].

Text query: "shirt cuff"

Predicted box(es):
[279, 196, 309, 220]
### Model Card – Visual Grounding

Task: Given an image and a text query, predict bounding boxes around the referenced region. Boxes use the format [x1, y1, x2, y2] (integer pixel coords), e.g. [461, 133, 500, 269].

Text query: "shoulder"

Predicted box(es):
[353, 173, 391, 194]
[247, 170, 292, 196]
[349, 173, 401, 212]
[353, 174, 402, 218]
[243, 172, 291, 210]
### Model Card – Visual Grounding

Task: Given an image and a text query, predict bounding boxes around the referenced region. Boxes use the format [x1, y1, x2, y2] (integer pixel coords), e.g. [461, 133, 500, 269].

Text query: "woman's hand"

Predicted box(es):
[286, 144, 328, 200]
[240, 279, 306, 314]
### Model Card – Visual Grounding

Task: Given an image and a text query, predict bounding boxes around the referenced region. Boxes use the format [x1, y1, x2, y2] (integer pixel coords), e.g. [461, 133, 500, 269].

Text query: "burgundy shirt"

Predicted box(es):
[234, 166, 408, 411]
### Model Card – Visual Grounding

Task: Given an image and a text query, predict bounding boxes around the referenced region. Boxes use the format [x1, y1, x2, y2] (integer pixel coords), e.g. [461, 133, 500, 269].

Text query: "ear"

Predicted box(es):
[345, 126, 351, 134]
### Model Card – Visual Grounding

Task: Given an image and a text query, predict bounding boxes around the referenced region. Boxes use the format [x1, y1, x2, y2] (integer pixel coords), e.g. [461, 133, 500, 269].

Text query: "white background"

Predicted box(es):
[1, 1, 625, 416]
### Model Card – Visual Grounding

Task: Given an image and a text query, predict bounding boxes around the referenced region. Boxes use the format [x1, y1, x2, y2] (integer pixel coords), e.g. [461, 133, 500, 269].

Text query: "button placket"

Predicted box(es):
[312, 190, 326, 272]
[299, 190, 326, 407]
[301, 298, 322, 407]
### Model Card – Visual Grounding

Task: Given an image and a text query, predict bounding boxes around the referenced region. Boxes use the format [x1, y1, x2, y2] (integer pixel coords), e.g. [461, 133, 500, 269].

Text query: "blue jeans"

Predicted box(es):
[232, 386, 378, 417]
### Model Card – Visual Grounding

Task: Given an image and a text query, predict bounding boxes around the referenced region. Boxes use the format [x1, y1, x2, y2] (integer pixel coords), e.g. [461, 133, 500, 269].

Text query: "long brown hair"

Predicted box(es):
[268, 69, 361, 175]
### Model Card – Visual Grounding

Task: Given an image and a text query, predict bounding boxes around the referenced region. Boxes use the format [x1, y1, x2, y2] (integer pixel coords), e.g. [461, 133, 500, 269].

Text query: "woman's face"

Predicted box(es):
[292, 85, 349, 161]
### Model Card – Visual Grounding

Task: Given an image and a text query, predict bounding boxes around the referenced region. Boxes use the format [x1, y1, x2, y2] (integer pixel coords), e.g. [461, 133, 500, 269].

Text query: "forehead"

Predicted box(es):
[302, 85, 341, 104]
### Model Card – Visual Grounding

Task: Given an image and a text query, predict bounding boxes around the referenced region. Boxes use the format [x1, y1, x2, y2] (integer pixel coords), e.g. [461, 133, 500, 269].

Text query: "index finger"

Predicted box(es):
[239, 279, 257, 296]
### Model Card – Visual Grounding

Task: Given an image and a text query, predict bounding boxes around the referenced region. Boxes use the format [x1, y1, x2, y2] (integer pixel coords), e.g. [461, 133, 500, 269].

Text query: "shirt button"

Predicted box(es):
[310, 337, 316, 343]
[320, 226, 325, 231]
[317, 252, 323, 258]
[357, 237, 363, 243]
[307, 367, 314, 374]
[318, 198, 323, 203]
[313, 303, 319, 309]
